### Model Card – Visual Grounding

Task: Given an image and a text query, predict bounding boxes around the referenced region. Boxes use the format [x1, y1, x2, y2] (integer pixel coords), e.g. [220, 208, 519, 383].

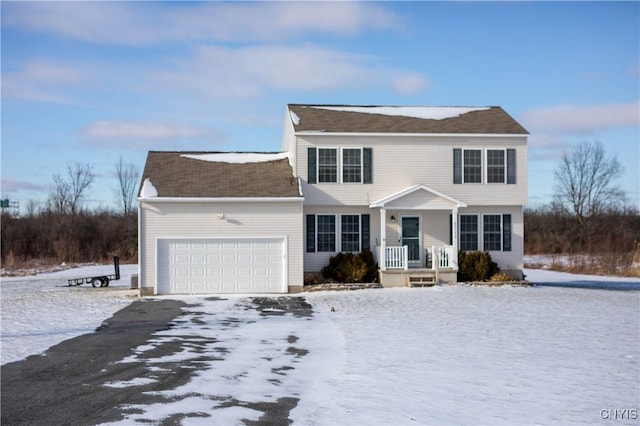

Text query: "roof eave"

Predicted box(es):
[294, 131, 529, 137]
[139, 196, 304, 203]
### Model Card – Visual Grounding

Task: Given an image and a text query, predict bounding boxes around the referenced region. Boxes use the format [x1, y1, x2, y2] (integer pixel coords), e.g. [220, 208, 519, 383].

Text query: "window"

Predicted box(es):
[341, 214, 360, 251]
[307, 147, 372, 184]
[453, 148, 517, 185]
[464, 150, 482, 183]
[342, 149, 362, 183]
[317, 215, 336, 252]
[487, 150, 505, 183]
[460, 215, 478, 251]
[458, 214, 512, 252]
[483, 214, 502, 251]
[318, 148, 337, 183]
[306, 214, 371, 253]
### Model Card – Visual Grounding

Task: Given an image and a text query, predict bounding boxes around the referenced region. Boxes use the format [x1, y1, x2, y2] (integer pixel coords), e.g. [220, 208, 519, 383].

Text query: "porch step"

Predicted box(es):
[408, 275, 435, 287]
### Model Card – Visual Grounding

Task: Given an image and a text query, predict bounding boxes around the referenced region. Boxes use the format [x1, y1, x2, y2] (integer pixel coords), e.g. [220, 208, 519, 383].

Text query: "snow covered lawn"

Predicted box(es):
[1, 263, 138, 365]
[1, 265, 638, 424]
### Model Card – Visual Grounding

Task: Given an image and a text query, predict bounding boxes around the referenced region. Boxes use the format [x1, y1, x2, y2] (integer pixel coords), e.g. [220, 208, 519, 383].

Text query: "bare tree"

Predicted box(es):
[114, 156, 139, 215]
[48, 163, 95, 215]
[553, 141, 624, 247]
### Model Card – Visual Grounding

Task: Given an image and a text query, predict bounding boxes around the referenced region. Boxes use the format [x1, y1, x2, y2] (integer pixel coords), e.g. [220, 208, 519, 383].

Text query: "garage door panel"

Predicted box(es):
[157, 237, 285, 294]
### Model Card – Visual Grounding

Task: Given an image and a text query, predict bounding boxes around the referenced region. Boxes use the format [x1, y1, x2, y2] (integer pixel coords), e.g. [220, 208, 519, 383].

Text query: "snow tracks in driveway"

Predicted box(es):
[0, 296, 319, 426]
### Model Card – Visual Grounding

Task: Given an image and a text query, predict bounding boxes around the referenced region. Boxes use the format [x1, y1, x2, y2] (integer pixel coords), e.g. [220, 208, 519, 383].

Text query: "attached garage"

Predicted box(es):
[157, 237, 286, 294]
[138, 151, 304, 296]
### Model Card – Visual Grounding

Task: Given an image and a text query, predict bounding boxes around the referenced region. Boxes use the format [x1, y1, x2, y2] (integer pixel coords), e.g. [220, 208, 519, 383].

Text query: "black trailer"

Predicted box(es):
[67, 257, 120, 288]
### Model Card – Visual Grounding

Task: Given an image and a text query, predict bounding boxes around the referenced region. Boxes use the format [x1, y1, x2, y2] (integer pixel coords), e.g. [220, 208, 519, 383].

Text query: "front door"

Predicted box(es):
[401, 216, 421, 265]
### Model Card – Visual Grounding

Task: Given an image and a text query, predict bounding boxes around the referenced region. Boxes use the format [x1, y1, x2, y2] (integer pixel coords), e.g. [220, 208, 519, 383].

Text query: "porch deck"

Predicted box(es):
[376, 245, 458, 287]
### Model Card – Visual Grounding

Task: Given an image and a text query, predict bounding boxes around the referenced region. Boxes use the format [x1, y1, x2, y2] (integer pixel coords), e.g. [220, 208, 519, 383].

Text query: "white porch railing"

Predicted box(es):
[425, 245, 457, 269]
[383, 246, 409, 270]
[378, 245, 457, 270]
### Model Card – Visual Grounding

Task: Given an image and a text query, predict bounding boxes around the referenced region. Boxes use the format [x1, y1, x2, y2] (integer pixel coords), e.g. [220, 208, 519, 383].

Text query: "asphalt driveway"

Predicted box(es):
[1, 297, 313, 426]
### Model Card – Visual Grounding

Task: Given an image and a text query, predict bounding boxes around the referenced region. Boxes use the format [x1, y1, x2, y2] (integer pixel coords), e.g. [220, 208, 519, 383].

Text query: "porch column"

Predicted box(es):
[452, 207, 459, 267]
[380, 208, 386, 271]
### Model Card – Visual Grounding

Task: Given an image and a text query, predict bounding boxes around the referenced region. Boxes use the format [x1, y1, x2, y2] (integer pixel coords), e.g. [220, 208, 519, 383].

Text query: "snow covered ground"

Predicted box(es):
[1, 265, 638, 424]
[1, 263, 138, 365]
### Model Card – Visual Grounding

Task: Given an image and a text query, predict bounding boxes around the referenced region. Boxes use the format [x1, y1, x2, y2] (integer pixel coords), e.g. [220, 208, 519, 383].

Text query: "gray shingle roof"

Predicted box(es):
[139, 152, 300, 198]
[288, 105, 529, 134]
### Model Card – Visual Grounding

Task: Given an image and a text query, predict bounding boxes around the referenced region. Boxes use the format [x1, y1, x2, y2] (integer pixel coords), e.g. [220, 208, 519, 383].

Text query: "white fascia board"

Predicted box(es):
[295, 131, 527, 138]
[370, 184, 467, 208]
[138, 197, 304, 203]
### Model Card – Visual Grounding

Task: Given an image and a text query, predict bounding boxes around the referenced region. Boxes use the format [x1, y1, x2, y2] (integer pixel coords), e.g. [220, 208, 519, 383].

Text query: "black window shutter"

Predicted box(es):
[453, 148, 462, 184]
[507, 149, 516, 184]
[308, 148, 317, 184]
[503, 214, 512, 251]
[306, 215, 316, 253]
[363, 148, 373, 184]
[361, 214, 370, 251]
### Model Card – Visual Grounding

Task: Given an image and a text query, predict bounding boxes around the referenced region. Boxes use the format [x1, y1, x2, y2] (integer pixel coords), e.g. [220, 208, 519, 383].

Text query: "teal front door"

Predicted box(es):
[401, 216, 420, 264]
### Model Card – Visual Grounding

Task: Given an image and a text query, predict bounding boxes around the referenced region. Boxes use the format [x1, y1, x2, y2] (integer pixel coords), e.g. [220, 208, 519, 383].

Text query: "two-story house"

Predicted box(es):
[137, 104, 528, 295]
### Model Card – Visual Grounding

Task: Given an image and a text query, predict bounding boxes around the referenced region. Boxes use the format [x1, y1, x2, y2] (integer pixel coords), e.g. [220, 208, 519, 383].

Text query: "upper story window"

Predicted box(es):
[454, 148, 517, 185]
[308, 147, 372, 184]
[318, 148, 338, 183]
[464, 149, 482, 183]
[486, 149, 505, 183]
[342, 149, 362, 183]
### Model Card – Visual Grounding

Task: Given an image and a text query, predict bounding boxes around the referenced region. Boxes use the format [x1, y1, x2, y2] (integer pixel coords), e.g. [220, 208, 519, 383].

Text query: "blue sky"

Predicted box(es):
[2, 1, 639, 213]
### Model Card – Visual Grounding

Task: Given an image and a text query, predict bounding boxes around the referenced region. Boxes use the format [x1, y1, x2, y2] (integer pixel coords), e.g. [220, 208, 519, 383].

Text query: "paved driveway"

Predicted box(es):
[1, 297, 313, 426]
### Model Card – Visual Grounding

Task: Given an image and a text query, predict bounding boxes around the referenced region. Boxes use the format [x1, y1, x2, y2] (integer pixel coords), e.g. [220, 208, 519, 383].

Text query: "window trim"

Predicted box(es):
[317, 147, 339, 184]
[462, 149, 482, 184]
[341, 147, 364, 184]
[482, 213, 503, 251]
[459, 213, 513, 252]
[315, 213, 337, 252]
[306, 213, 370, 254]
[485, 148, 507, 184]
[459, 214, 479, 251]
[454, 147, 517, 185]
[340, 213, 361, 252]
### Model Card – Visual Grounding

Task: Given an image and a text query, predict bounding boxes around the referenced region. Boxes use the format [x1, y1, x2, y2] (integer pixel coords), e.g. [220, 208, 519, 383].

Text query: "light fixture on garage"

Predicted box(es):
[390, 215, 396, 223]
[217, 213, 226, 220]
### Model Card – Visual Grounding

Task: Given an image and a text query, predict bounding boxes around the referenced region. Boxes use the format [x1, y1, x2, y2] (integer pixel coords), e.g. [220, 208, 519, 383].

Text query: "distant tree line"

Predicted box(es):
[1, 210, 138, 266]
[1, 158, 139, 267]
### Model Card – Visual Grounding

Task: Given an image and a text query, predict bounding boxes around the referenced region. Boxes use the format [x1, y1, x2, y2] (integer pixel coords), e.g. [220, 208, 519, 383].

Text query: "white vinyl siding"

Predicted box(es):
[295, 135, 527, 207]
[139, 200, 303, 293]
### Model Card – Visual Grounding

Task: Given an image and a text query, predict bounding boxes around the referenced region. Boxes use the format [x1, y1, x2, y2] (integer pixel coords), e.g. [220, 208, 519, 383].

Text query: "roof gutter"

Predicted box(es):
[138, 196, 304, 203]
[294, 131, 528, 138]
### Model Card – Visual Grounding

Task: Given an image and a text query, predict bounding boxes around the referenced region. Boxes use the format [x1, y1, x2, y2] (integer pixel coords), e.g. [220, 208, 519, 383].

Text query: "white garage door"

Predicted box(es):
[157, 238, 285, 294]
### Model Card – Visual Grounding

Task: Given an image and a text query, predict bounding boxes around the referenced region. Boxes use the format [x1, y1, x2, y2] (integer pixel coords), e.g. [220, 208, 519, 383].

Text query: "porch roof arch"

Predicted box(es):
[369, 184, 467, 210]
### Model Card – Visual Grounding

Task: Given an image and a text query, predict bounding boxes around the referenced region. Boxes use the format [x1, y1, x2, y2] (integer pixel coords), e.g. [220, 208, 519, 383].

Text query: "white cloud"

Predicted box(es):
[521, 100, 640, 133]
[1, 179, 47, 193]
[80, 120, 223, 149]
[150, 44, 377, 99]
[3, 2, 399, 45]
[391, 73, 430, 96]
[2, 60, 91, 104]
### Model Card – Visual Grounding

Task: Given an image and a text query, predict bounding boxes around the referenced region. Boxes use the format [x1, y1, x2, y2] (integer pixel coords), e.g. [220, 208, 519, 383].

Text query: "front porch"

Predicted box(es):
[377, 245, 459, 286]
[369, 184, 466, 287]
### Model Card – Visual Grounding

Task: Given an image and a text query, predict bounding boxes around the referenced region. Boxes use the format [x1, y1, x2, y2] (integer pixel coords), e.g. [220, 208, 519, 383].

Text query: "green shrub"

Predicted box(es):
[360, 249, 379, 283]
[458, 251, 499, 282]
[321, 252, 371, 283]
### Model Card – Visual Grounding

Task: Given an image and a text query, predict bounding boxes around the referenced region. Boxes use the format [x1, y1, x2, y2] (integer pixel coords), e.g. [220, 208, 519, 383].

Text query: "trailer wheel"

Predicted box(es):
[91, 278, 103, 288]
[102, 278, 110, 287]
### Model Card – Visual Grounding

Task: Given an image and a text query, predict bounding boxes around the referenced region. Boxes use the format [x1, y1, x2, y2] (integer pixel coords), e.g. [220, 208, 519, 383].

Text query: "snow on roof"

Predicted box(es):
[140, 178, 158, 198]
[311, 106, 491, 121]
[180, 152, 289, 164]
[289, 110, 300, 126]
